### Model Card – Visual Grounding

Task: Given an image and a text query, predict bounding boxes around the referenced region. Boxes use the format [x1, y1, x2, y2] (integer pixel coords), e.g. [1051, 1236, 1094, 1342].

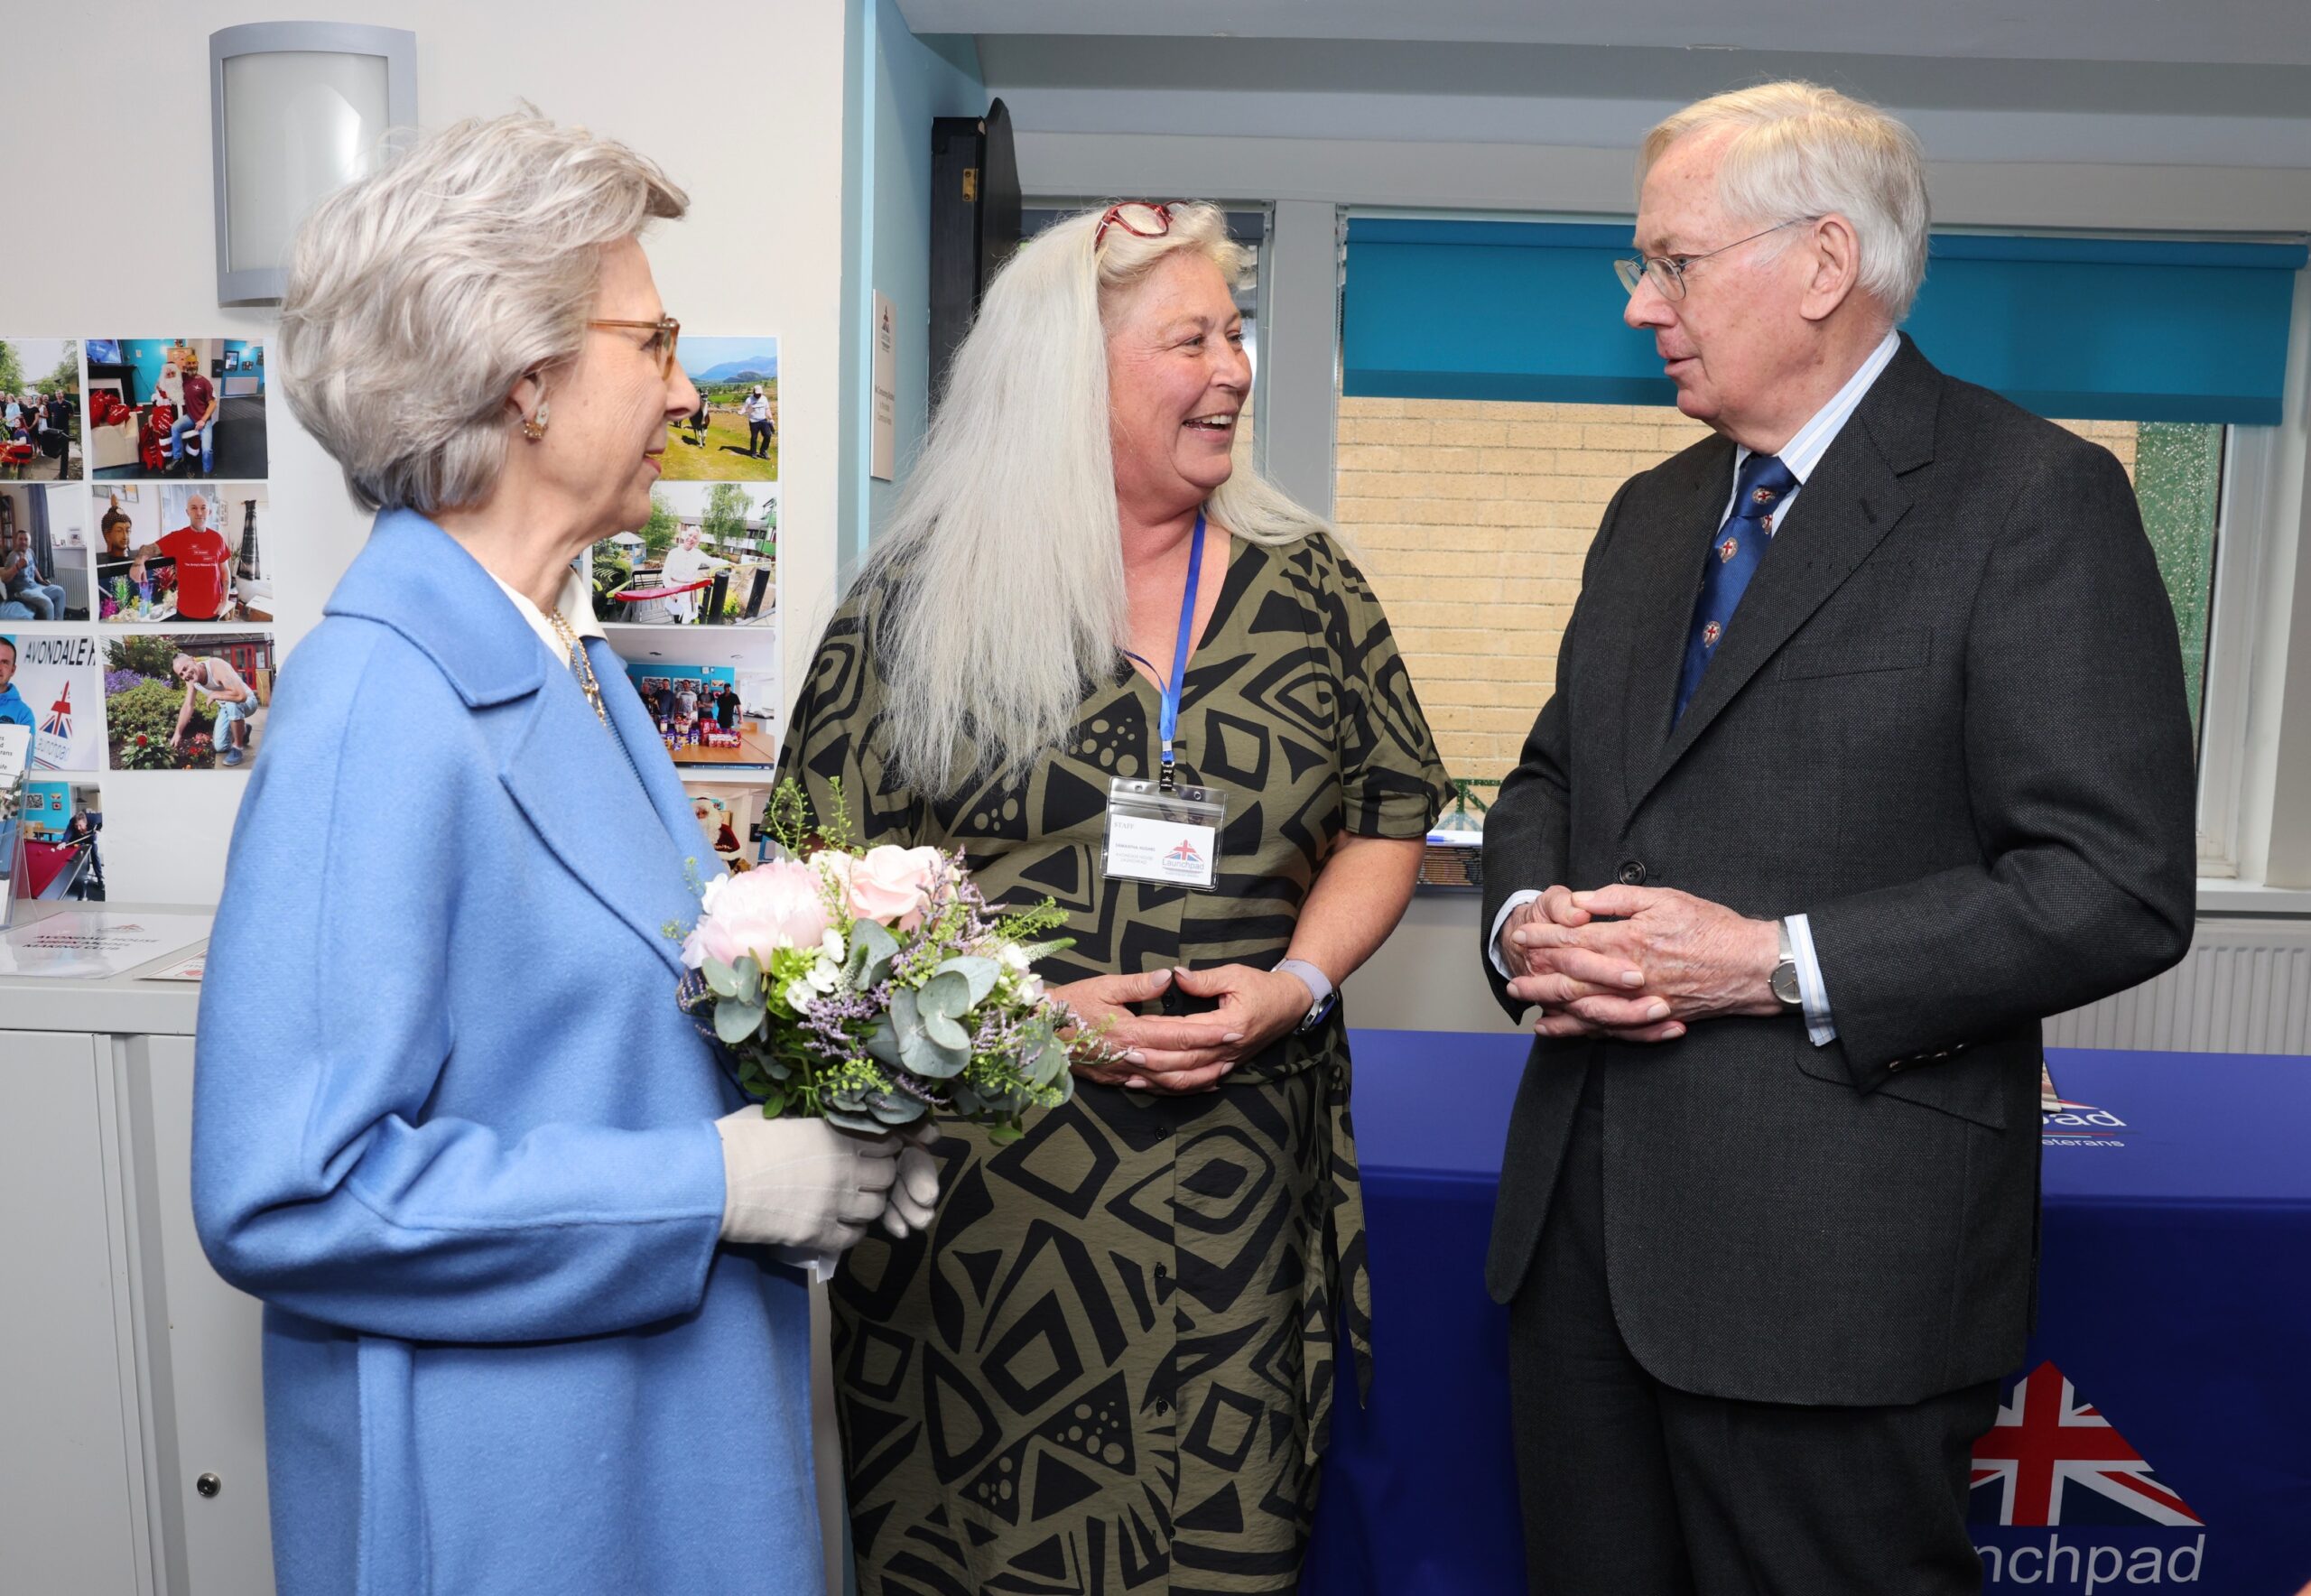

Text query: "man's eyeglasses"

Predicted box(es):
[1093, 200, 1183, 249]
[589, 314, 682, 380]
[1613, 217, 1820, 302]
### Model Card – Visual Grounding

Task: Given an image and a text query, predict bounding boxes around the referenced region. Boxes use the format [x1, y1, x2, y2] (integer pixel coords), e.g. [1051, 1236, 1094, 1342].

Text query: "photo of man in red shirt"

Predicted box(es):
[128, 491, 235, 621]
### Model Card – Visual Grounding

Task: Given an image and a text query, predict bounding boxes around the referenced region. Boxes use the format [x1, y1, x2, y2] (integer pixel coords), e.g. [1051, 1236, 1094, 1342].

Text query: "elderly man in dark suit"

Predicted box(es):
[1480, 81, 2197, 1592]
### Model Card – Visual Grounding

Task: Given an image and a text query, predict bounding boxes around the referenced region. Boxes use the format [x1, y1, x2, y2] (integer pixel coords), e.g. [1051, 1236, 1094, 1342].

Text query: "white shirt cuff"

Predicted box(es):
[1784, 913, 1837, 1045]
[1489, 889, 1543, 978]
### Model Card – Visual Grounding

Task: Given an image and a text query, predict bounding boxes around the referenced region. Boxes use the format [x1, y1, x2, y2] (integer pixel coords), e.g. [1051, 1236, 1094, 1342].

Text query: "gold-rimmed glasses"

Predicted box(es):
[588, 314, 682, 379]
[1613, 218, 1821, 301]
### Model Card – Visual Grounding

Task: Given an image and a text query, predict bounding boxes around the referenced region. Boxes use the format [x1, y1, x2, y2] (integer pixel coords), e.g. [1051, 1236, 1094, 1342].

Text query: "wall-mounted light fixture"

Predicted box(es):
[209, 23, 416, 305]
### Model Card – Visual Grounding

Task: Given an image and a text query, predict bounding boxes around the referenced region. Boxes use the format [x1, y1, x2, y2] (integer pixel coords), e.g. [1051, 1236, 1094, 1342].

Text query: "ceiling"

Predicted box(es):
[896, 0, 2311, 69]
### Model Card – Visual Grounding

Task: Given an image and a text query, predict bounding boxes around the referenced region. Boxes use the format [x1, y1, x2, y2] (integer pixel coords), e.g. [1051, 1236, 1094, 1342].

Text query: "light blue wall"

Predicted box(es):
[838, 0, 983, 580]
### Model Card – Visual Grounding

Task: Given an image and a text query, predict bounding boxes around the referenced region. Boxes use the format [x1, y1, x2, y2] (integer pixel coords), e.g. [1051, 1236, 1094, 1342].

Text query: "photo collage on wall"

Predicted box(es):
[585, 335, 784, 869]
[1, 333, 274, 908]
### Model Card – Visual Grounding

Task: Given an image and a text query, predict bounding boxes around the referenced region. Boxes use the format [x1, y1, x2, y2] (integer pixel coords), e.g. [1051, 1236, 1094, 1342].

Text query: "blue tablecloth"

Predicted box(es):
[1304, 1034, 2311, 1595]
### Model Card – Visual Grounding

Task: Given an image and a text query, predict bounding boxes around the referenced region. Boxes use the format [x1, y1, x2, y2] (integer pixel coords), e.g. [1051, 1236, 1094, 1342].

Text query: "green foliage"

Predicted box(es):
[107, 679, 212, 748]
[38, 345, 78, 396]
[766, 775, 852, 856]
[0, 341, 21, 397]
[107, 634, 182, 680]
[642, 493, 679, 561]
[701, 482, 750, 549]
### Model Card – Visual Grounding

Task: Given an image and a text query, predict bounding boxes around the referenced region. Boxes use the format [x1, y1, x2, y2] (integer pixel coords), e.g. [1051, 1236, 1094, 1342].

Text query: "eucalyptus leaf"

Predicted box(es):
[899, 1019, 970, 1081]
[849, 921, 900, 987]
[702, 957, 746, 1000]
[714, 998, 766, 1045]
[756, 1085, 787, 1116]
[917, 970, 970, 1021]
[932, 955, 999, 1007]
[865, 1016, 903, 1067]
[824, 1108, 885, 1135]
[733, 954, 762, 989]
[921, 1007, 970, 1052]
[985, 1121, 1025, 1146]
[866, 1091, 929, 1126]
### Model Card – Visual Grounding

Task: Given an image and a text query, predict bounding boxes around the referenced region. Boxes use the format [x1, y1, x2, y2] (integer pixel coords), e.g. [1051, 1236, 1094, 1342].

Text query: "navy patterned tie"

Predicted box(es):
[1674, 451, 1797, 725]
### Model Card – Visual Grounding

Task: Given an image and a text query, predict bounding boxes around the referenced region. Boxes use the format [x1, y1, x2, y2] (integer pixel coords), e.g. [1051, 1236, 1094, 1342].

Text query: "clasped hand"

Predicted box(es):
[1052, 966, 1309, 1094]
[1500, 885, 1781, 1043]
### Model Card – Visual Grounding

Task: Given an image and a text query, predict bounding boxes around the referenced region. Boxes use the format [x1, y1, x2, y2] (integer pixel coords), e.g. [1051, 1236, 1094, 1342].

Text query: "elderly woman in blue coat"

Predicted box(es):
[191, 111, 937, 1595]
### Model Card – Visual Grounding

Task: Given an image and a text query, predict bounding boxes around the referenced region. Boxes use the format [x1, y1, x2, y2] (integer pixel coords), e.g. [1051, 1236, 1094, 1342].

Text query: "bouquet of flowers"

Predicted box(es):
[675, 782, 1084, 1144]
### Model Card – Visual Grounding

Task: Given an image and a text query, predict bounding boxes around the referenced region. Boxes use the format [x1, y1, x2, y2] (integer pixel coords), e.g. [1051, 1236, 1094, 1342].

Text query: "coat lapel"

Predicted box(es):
[497, 651, 707, 980]
[1623, 439, 1737, 793]
[327, 509, 710, 979]
[1626, 339, 1939, 820]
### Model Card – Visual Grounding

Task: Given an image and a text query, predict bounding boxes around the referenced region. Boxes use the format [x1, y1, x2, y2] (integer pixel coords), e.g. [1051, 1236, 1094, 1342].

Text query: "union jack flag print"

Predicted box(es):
[41, 680, 72, 740]
[1165, 839, 1202, 866]
[1970, 1361, 2202, 1527]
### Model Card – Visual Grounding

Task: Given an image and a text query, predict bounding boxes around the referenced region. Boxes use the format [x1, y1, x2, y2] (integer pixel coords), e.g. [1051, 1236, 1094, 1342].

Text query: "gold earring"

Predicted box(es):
[522, 401, 551, 441]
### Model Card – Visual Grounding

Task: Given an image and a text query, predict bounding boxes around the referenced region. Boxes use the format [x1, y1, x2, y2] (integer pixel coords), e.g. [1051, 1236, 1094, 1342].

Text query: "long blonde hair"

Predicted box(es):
[858, 202, 1331, 794]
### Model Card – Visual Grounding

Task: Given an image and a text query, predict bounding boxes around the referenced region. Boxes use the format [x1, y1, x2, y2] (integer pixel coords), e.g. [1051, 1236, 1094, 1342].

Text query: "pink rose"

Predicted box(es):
[682, 860, 830, 969]
[846, 845, 945, 930]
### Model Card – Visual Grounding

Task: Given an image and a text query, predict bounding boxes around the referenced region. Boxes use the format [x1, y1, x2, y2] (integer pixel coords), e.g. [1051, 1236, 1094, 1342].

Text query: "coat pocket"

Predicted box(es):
[1776, 626, 1932, 682]
[1792, 1035, 2009, 1131]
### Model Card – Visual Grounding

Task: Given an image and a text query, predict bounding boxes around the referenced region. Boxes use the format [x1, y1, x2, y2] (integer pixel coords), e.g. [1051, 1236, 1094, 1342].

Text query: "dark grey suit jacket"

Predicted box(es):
[1479, 337, 2197, 1407]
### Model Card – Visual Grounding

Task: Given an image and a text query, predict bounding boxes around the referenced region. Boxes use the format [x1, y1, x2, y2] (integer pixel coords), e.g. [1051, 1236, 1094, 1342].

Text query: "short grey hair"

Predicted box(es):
[1640, 81, 1930, 322]
[278, 108, 687, 515]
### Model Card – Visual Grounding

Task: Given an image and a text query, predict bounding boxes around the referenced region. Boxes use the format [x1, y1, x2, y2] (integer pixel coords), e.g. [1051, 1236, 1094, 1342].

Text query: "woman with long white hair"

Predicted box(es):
[782, 200, 1450, 1591]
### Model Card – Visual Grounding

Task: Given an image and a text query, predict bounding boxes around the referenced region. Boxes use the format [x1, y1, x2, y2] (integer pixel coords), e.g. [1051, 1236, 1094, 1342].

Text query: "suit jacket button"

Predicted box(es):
[1617, 859, 1647, 886]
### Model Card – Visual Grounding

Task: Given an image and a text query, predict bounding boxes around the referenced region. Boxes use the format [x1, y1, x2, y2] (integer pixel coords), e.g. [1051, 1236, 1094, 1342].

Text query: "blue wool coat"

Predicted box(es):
[192, 510, 823, 1596]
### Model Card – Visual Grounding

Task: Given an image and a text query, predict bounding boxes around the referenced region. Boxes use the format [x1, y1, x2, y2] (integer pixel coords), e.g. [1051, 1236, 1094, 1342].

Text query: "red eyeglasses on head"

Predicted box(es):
[1093, 200, 1183, 249]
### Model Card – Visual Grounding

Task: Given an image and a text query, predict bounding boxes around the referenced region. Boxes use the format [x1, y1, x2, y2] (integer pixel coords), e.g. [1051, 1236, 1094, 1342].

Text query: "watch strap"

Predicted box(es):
[1275, 958, 1336, 1032]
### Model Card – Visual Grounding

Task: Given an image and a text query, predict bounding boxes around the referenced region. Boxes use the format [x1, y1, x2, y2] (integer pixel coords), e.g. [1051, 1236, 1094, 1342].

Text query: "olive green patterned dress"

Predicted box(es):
[778, 529, 1449, 1596]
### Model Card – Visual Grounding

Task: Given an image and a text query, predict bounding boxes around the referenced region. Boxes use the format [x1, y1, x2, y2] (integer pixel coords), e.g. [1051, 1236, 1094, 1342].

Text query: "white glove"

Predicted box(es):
[881, 1124, 943, 1239]
[713, 1109, 900, 1254]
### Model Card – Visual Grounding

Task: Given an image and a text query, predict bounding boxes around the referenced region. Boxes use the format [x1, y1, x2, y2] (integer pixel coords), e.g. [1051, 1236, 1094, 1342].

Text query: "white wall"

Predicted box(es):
[13, 1, 852, 906]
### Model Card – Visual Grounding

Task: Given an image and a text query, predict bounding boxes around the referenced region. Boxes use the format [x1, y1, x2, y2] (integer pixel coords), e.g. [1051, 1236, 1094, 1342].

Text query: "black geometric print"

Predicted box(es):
[779, 532, 1448, 1593]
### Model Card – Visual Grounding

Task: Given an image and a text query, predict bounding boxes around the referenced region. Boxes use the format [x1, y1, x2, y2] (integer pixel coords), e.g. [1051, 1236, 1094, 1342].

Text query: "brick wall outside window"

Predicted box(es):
[1333, 395, 2140, 792]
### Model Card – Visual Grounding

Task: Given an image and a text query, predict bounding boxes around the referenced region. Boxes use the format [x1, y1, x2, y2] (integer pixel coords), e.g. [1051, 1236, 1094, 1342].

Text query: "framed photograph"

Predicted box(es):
[664, 336, 778, 481]
[622, 661, 780, 767]
[12, 778, 107, 902]
[0, 339, 84, 483]
[0, 630, 101, 771]
[590, 482, 777, 627]
[1, 484, 91, 621]
[104, 632, 275, 771]
[86, 338, 269, 481]
[97, 483, 269, 625]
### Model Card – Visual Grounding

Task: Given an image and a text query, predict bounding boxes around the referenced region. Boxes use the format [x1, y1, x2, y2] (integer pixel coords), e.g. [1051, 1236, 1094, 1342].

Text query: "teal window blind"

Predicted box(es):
[1341, 218, 2306, 424]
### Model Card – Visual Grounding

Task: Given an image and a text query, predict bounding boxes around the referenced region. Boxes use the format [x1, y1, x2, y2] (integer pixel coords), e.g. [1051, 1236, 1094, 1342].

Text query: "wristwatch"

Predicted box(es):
[1771, 920, 1804, 1013]
[1275, 958, 1338, 1034]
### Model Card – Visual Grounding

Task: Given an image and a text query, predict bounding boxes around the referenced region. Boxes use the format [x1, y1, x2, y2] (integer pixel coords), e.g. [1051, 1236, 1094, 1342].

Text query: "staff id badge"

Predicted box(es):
[1103, 777, 1228, 892]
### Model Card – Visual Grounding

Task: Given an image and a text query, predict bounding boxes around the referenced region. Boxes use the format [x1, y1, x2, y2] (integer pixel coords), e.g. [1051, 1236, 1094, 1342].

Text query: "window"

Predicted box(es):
[1334, 218, 2299, 864]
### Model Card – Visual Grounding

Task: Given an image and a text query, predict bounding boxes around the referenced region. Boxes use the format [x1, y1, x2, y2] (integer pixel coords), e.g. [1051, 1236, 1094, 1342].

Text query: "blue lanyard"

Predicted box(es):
[1122, 510, 1206, 793]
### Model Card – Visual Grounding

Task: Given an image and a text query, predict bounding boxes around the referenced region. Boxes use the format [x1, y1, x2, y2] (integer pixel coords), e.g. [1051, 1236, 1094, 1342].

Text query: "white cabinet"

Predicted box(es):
[1, 906, 274, 1594]
[0, 1032, 146, 1595]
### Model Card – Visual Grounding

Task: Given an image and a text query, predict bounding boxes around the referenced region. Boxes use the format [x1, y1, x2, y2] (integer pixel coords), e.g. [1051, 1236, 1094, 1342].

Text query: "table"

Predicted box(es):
[1304, 1033, 2311, 1595]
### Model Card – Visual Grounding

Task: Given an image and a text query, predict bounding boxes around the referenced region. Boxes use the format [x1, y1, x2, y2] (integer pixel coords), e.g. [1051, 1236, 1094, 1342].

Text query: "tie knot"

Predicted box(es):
[1736, 453, 1796, 518]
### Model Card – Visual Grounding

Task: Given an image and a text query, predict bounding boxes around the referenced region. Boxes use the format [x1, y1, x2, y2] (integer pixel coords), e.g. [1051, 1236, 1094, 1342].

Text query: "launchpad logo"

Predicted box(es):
[1972, 1362, 2206, 1590]
[2042, 1094, 2130, 1149]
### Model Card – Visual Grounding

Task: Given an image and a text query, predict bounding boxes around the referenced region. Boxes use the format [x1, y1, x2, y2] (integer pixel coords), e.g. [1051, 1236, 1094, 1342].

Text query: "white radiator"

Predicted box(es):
[2047, 916, 2311, 1055]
